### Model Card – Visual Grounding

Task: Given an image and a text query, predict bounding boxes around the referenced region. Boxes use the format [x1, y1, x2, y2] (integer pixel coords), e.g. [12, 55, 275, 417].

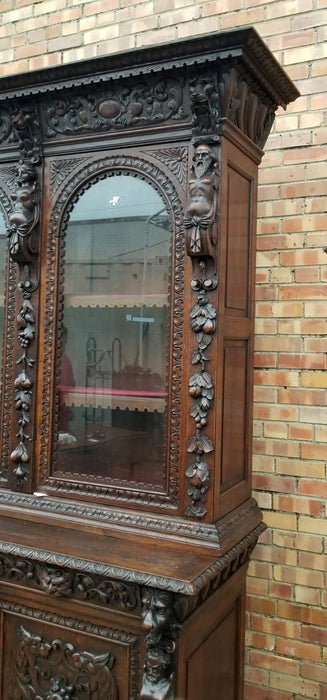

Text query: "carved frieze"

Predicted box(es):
[12, 625, 118, 700]
[0, 551, 139, 610]
[41, 78, 186, 139]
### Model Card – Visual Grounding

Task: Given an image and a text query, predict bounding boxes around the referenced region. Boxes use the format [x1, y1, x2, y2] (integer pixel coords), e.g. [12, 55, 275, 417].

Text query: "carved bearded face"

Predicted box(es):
[193, 144, 214, 178]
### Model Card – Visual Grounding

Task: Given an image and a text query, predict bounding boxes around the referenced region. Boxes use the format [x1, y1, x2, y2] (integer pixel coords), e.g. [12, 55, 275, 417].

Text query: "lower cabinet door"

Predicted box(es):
[0, 596, 141, 700]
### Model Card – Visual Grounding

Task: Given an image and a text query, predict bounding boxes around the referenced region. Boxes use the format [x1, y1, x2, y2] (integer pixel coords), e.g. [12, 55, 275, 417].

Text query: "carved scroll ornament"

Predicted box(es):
[0, 550, 138, 610]
[184, 142, 219, 259]
[42, 78, 185, 138]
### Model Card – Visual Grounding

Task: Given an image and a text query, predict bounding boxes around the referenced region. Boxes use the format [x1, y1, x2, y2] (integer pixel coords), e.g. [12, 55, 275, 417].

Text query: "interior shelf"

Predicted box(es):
[65, 293, 168, 308]
[63, 386, 167, 412]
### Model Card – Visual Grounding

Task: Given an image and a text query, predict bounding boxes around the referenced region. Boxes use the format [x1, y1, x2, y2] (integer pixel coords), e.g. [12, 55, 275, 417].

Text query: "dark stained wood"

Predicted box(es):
[0, 29, 298, 700]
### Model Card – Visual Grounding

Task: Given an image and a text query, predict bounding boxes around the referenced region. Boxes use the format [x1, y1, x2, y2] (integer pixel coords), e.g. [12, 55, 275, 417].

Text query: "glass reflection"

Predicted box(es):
[54, 175, 171, 488]
[0, 208, 6, 414]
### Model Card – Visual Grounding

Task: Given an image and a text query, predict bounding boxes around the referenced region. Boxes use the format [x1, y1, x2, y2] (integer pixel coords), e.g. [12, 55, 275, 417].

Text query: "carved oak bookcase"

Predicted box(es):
[0, 29, 298, 700]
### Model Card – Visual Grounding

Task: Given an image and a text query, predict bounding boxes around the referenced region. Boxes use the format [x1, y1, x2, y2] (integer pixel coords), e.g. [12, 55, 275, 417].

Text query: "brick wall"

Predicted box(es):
[1, 1, 326, 698]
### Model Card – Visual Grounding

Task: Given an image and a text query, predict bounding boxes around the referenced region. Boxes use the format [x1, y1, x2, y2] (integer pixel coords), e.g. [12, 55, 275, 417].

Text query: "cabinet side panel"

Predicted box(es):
[214, 137, 258, 520]
[225, 167, 252, 316]
[221, 340, 247, 491]
[186, 605, 238, 700]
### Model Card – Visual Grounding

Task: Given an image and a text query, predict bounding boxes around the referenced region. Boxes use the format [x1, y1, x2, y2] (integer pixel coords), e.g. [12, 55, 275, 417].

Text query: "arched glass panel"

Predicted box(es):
[53, 174, 172, 488]
[0, 208, 6, 413]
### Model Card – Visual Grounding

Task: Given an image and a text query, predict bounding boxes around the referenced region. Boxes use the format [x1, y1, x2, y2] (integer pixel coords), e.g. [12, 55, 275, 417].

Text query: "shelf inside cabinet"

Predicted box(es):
[63, 386, 167, 412]
[65, 293, 168, 308]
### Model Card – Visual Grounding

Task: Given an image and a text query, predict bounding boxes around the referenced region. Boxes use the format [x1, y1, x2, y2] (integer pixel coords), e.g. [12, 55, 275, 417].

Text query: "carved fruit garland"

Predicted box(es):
[7, 161, 39, 487]
[186, 269, 217, 518]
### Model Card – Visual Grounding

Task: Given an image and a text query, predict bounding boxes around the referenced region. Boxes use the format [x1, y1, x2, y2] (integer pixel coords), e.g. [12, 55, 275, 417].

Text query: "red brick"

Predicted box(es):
[278, 602, 327, 626]
[276, 638, 321, 663]
[298, 479, 327, 499]
[249, 650, 299, 676]
[244, 685, 291, 700]
[299, 551, 327, 571]
[273, 495, 322, 517]
[246, 631, 275, 652]
[244, 666, 269, 686]
[255, 285, 278, 300]
[301, 443, 327, 460]
[280, 284, 327, 300]
[302, 626, 327, 645]
[278, 353, 326, 370]
[254, 353, 277, 368]
[288, 424, 313, 441]
[247, 578, 269, 596]
[269, 582, 293, 600]
[277, 388, 326, 405]
[249, 614, 301, 639]
[247, 595, 277, 616]
[301, 662, 327, 684]
[254, 370, 299, 387]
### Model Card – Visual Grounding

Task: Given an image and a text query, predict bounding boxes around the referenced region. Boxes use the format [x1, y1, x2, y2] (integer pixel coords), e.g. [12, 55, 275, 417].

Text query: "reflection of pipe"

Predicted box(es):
[112, 337, 122, 373]
[86, 336, 97, 369]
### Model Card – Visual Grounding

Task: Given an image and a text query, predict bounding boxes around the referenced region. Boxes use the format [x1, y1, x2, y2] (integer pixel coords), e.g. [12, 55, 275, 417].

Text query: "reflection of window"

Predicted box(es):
[54, 174, 171, 488]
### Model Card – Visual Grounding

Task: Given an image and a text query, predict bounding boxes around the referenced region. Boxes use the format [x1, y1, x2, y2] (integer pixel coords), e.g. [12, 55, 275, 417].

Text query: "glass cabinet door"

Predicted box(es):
[53, 174, 172, 488]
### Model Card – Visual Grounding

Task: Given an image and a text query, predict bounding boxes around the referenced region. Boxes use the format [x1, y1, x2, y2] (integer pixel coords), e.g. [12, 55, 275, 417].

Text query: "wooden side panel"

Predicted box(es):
[225, 167, 252, 316]
[186, 606, 238, 700]
[214, 135, 258, 520]
[221, 340, 248, 492]
[176, 565, 247, 700]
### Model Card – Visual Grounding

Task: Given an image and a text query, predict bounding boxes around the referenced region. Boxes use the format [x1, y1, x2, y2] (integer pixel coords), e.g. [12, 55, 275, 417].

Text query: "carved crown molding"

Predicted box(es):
[0, 29, 298, 109]
[0, 29, 298, 152]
